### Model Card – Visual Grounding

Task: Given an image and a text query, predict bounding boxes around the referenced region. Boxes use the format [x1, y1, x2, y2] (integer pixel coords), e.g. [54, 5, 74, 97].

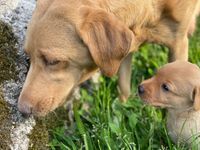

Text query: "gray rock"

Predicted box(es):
[0, 0, 38, 149]
[0, 0, 20, 15]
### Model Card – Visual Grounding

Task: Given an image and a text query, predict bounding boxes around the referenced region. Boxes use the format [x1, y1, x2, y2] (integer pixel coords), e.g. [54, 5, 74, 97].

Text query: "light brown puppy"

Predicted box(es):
[139, 61, 200, 146]
[18, 0, 200, 116]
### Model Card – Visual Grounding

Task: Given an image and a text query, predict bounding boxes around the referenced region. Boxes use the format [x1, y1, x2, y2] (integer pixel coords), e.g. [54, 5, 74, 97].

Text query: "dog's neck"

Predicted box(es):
[98, 0, 164, 51]
[105, 0, 163, 27]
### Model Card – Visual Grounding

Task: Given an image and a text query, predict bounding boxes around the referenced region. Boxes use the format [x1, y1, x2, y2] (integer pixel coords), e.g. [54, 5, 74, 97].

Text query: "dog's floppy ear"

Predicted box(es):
[192, 87, 200, 110]
[78, 7, 134, 77]
[34, 0, 54, 19]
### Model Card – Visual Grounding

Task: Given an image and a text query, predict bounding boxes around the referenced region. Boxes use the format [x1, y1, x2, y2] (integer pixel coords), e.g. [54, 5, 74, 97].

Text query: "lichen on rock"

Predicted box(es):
[0, 21, 18, 84]
[0, 20, 18, 150]
[28, 106, 70, 150]
[0, 91, 11, 150]
[28, 119, 49, 150]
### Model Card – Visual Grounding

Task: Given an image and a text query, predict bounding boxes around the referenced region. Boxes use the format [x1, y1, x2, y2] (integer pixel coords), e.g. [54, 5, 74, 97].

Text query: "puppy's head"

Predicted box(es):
[138, 61, 200, 111]
[18, 0, 134, 116]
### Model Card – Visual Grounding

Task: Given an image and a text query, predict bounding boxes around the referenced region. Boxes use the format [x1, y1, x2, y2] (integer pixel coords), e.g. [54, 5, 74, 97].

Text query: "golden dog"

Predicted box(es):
[139, 61, 200, 147]
[18, 0, 200, 116]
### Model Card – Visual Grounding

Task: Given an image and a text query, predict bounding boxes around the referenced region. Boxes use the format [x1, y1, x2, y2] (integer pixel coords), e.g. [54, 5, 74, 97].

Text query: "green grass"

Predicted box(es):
[49, 19, 200, 150]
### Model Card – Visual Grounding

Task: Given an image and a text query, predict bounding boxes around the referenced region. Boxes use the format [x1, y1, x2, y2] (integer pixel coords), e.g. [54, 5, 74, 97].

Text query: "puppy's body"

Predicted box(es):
[19, 0, 200, 116]
[167, 109, 200, 144]
[139, 61, 200, 146]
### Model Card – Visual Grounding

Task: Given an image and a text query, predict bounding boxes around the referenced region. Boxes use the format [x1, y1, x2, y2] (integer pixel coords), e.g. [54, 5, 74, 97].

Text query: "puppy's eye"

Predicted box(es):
[162, 83, 169, 92]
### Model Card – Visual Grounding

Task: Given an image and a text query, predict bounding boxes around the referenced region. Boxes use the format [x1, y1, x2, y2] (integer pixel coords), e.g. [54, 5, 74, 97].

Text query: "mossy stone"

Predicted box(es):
[0, 21, 18, 149]
[0, 92, 11, 150]
[28, 106, 69, 150]
[28, 119, 49, 150]
[0, 21, 18, 84]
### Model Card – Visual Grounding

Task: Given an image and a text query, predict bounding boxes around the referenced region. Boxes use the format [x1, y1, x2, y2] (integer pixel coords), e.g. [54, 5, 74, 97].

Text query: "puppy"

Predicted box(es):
[139, 61, 200, 147]
[18, 0, 200, 116]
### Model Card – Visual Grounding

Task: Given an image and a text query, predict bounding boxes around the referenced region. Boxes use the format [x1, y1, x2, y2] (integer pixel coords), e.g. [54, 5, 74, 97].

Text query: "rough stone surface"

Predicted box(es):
[0, 20, 18, 150]
[0, 92, 11, 150]
[0, 0, 37, 149]
[0, 0, 20, 15]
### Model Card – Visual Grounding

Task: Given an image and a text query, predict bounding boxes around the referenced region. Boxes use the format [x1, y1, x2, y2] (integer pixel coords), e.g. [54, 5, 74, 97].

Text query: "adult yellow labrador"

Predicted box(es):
[18, 0, 200, 116]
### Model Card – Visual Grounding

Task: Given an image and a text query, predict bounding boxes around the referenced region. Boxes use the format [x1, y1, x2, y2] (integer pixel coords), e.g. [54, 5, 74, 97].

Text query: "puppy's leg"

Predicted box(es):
[118, 53, 133, 102]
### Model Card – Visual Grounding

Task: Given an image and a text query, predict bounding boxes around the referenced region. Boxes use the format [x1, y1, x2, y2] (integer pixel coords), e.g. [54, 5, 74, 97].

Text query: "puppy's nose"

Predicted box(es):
[138, 85, 145, 95]
[18, 102, 32, 118]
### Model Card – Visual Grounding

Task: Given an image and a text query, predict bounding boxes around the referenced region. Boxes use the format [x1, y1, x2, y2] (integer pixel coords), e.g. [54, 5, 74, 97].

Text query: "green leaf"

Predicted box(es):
[109, 122, 120, 134]
[128, 114, 138, 130]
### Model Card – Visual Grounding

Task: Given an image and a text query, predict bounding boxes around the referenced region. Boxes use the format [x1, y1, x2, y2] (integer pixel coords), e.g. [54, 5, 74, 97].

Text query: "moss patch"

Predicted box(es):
[0, 21, 18, 84]
[28, 106, 69, 150]
[28, 119, 49, 150]
[45, 106, 69, 130]
[0, 21, 18, 149]
[0, 92, 11, 150]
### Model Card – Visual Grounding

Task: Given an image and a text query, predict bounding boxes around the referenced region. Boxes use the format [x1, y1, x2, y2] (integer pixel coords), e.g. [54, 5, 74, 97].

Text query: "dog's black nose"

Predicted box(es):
[18, 102, 32, 118]
[21, 111, 31, 118]
[138, 85, 145, 95]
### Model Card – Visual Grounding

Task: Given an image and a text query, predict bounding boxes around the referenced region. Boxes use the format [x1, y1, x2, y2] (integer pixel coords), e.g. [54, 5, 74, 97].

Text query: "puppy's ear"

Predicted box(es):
[78, 7, 134, 77]
[192, 87, 200, 110]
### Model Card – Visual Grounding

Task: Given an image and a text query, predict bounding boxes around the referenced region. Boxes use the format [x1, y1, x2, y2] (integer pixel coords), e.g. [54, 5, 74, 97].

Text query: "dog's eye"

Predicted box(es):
[47, 60, 60, 66]
[42, 56, 60, 66]
[162, 83, 169, 92]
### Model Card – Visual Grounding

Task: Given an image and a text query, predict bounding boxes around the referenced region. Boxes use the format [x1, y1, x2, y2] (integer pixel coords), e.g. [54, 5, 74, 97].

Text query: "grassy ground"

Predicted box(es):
[49, 19, 200, 150]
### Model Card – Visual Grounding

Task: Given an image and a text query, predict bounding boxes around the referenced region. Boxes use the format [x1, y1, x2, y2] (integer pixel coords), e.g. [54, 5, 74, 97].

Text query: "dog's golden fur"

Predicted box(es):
[139, 61, 200, 146]
[18, 0, 200, 116]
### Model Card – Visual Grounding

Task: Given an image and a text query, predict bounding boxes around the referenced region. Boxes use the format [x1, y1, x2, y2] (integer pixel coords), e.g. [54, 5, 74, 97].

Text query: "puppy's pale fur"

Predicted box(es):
[18, 0, 200, 116]
[139, 61, 200, 146]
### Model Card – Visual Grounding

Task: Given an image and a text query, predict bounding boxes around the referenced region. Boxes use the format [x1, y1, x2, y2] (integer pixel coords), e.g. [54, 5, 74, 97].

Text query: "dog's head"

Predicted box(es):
[18, 0, 134, 116]
[138, 61, 200, 111]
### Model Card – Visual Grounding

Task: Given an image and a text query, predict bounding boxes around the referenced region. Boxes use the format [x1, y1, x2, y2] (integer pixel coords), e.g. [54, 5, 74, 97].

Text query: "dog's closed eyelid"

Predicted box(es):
[42, 56, 70, 70]
[47, 59, 60, 66]
[41, 55, 61, 66]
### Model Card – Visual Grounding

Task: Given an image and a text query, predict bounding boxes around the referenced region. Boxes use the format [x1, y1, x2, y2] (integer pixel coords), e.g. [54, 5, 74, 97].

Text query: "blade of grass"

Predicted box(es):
[73, 101, 93, 150]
